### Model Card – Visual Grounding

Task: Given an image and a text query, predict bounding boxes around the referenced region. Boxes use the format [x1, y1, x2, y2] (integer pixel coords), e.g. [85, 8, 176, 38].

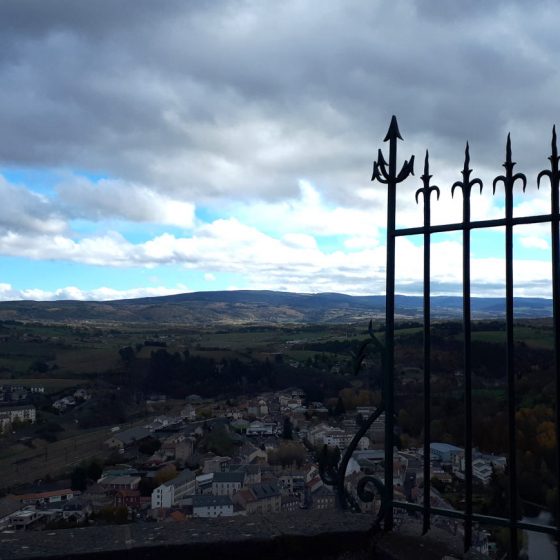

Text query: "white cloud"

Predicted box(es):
[519, 236, 549, 250]
[0, 0, 559, 300]
[0, 175, 66, 234]
[0, 283, 189, 302]
[232, 181, 382, 240]
[56, 176, 196, 228]
[0, 215, 554, 298]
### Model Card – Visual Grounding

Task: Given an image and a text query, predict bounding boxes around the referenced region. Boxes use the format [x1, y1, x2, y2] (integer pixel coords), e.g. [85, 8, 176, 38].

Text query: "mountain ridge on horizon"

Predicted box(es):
[0, 289, 552, 325]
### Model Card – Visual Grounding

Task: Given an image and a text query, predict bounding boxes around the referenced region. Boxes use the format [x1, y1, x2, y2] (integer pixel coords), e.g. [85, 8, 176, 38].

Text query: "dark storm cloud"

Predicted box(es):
[0, 0, 558, 206]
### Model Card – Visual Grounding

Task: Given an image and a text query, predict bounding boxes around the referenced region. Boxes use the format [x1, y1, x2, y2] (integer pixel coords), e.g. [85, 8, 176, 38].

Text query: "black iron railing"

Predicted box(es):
[321, 117, 560, 559]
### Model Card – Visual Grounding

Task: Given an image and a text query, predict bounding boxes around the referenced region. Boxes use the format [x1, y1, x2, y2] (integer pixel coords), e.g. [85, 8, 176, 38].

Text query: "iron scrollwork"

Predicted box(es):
[319, 320, 387, 526]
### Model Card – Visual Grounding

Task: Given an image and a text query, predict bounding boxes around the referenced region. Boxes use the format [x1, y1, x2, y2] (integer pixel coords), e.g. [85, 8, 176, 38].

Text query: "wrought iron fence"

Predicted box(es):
[320, 116, 560, 559]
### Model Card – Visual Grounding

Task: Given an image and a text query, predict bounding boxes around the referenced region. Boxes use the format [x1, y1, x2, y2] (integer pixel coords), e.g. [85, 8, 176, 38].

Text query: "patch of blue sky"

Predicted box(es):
[1, 167, 61, 196]
[195, 206, 222, 225]
[0, 255, 246, 296]
[314, 235, 348, 253]
[0, 257, 108, 291]
[1, 167, 111, 196]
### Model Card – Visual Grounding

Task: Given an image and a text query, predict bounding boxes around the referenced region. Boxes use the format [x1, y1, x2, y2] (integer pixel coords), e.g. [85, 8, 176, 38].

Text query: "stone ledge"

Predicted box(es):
[0, 512, 473, 560]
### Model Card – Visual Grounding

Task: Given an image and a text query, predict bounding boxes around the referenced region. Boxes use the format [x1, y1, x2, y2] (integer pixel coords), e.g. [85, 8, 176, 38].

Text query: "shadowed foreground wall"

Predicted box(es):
[0, 511, 477, 560]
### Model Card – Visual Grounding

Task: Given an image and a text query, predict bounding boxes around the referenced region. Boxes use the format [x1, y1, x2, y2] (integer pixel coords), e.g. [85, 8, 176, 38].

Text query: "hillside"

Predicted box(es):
[0, 290, 553, 325]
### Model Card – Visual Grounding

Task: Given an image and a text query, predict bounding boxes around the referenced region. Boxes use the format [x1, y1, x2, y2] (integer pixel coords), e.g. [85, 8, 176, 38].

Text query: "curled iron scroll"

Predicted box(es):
[318, 320, 387, 526]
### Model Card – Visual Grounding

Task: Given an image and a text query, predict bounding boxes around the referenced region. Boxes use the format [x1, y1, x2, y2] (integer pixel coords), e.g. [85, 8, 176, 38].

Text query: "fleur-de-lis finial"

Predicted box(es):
[537, 125, 560, 191]
[452, 142, 483, 200]
[493, 133, 527, 196]
[415, 150, 440, 206]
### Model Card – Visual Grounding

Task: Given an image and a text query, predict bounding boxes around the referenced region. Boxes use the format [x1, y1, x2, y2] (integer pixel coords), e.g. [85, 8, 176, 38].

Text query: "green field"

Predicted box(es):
[469, 327, 553, 349]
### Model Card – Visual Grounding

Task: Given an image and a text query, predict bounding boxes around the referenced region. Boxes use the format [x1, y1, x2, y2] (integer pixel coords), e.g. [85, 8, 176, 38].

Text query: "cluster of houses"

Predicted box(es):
[0, 485, 87, 531]
[0, 385, 506, 536]
[52, 389, 91, 412]
[0, 384, 44, 403]
[0, 403, 36, 434]
[0, 384, 92, 433]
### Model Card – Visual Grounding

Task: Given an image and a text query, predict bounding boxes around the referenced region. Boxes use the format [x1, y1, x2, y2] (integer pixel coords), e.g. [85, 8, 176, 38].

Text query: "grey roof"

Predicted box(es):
[250, 483, 280, 500]
[100, 475, 140, 486]
[165, 469, 195, 488]
[213, 472, 245, 484]
[111, 427, 151, 445]
[192, 495, 232, 508]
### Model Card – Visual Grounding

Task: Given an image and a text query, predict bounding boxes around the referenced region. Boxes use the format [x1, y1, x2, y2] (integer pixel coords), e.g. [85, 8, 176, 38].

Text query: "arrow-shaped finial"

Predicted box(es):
[423, 150, 430, 176]
[552, 125, 558, 160]
[506, 133, 512, 164]
[465, 142, 471, 169]
[384, 115, 403, 142]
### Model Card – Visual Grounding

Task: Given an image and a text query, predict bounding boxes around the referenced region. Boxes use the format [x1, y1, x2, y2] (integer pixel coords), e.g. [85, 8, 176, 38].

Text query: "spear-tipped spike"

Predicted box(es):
[423, 150, 429, 176]
[506, 133, 512, 163]
[465, 142, 471, 169]
[384, 115, 403, 142]
[552, 125, 558, 159]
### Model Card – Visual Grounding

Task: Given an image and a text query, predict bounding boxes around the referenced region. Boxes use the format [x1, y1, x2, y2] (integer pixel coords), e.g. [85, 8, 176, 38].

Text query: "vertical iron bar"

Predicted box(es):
[422, 182, 431, 535]
[549, 136, 560, 560]
[554, 204, 560, 560]
[494, 135, 527, 558]
[373, 117, 414, 530]
[384, 131, 397, 532]
[505, 172, 518, 559]
[463, 195, 473, 553]
[452, 144, 482, 553]
[538, 127, 560, 559]
[416, 151, 439, 535]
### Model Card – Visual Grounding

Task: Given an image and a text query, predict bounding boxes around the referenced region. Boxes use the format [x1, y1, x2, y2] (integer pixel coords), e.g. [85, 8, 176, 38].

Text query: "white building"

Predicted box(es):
[151, 469, 196, 509]
[192, 495, 233, 518]
[322, 428, 353, 450]
[246, 421, 276, 436]
[211, 471, 245, 496]
[0, 405, 36, 432]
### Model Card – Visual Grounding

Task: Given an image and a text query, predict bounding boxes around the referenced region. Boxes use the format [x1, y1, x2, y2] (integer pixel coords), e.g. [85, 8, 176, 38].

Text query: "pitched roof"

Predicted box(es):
[111, 427, 151, 445]
[164, 469, 195, 488]
[192, 495, 233, 508]
[213, 472, 245, 484]
[250, 483, 280, 500]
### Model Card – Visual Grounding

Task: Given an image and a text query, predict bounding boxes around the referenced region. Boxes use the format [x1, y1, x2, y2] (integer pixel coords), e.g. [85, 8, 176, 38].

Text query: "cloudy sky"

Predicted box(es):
[0, 0, 558, 301]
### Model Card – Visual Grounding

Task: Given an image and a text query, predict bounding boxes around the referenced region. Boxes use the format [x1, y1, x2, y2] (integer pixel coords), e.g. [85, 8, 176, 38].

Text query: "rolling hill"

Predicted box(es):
[0, 290, 553, 325]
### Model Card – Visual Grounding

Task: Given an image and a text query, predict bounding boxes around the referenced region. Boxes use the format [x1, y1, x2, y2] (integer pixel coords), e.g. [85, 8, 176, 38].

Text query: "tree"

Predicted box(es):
[86, 459, 102, 482]
[139, 477, 157, 497]
[202, 426, 235, 456]
[154, 464, 177, 486]
[282, 417, 293, 440]
[334, 396, 346, 417]
[138, 437, 162, 456]
[71, 466, 88, 492]
[317, 444, 340, 471]
[118, 346, 135, 365]
[268, 442, 305, 467]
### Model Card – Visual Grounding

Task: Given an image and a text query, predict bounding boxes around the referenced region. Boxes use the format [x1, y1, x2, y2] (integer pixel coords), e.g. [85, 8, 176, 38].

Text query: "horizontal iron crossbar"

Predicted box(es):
[393, 501, 559, 537]
[395, 213, 558, 237]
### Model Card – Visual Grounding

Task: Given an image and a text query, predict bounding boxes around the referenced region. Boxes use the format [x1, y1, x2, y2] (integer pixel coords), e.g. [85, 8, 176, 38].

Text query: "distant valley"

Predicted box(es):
[0, 290, 553, 325]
